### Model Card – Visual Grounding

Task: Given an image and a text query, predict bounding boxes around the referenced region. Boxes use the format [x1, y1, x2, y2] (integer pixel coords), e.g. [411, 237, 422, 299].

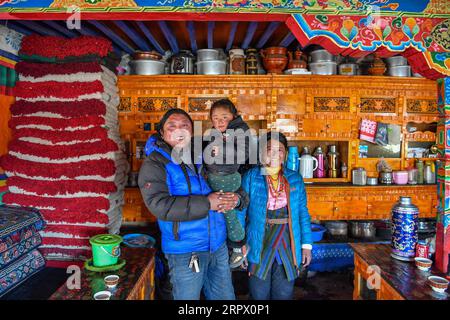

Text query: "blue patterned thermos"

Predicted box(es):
[391, 196, 419, 261]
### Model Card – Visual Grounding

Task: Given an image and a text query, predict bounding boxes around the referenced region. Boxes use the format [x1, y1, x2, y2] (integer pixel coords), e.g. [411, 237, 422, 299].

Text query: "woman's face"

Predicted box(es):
[211, 107, 234, 133]
[264, 139, 286, 168]
[161, 113, 193, 148]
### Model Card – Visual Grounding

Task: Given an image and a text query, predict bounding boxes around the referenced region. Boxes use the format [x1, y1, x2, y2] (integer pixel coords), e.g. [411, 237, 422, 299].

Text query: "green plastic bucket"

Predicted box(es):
[90, 234, 123, 267]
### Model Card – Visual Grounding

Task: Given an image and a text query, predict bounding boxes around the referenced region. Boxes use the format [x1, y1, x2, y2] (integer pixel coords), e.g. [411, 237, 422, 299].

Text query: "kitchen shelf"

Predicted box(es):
[304, 178, 348, 183]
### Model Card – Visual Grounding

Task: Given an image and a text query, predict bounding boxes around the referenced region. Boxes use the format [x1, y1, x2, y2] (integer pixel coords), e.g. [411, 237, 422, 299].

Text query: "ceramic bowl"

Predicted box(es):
[414, 257, 432, 271]
[104, 275, 119, 288]
[428, 276, 449, 293]
[94, 290, 112, 300]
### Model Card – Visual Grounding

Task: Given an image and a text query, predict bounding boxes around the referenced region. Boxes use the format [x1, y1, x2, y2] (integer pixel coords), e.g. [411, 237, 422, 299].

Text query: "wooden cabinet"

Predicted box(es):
[117, 75, 438, 223]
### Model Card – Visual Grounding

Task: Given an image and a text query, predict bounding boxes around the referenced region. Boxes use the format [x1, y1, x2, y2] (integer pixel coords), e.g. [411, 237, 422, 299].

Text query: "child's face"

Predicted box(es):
[211, 107, 234, 133]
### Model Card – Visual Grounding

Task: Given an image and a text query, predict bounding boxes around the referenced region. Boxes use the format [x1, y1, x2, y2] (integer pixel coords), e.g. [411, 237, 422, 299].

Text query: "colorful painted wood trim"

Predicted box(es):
[406, 98, 437, 114]
[314, 97, 350, 112]
[137, 97, 178, 113]
[359, 97, 396, 113]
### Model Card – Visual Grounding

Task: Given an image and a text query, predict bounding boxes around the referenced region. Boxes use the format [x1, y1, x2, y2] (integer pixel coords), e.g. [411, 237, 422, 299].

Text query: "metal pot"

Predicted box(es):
[338, 63, 357, 75]
[197, 49, 221, 61]
[367, 177, 378, 185]
[130, 60, 166, 75]
[170, 50, 195, 74]
[352, 167, 367, 185]
[387, 65, 411, 77]
[196, 60, 227, 75]
[309, 49, 336, 63]
[385, 56, 408, 67]
[350, 221, 376, 239]
[324, 221, 348, 236]
[309, 61, 337, 75]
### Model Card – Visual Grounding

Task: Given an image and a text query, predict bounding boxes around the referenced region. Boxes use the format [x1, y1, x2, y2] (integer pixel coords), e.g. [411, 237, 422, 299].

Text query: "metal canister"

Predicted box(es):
[326, 145, 339, 178]
[313, 146, 326, 178]
[391, 196, 419, 261]
[245, 48, 258, 75]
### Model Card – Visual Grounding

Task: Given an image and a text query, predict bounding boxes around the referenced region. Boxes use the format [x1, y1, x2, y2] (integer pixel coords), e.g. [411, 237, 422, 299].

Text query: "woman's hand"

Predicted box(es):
[208, 192, 239, 212]
[302, 249, 312, 267]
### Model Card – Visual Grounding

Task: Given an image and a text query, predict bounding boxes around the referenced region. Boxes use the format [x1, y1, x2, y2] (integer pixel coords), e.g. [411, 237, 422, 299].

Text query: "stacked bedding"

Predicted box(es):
[0, 205, 46, 297]
[0, 35, 128, 262]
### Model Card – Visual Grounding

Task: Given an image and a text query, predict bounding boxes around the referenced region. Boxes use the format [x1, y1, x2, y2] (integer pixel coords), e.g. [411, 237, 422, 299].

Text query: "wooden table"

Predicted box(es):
[351, 243, 449, 300]
[49, 247, 155, 300]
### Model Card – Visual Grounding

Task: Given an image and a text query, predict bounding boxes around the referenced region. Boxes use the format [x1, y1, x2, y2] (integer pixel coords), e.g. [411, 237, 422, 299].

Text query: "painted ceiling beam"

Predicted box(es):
[2, 21, 32, 35]
[186, 21, 197, 53]
[226, 21, 239, 52]
[74, 22, 122, 54]
[42, 20, 78, 38]
[241, 22, 258, 50]
[15, 20, 61, 37]
[113, 20, 151, 51]
[256, 21, 281, 49]
[158, 21, 179, 54]
[89, 20, 134, 54]
[279, 32, 296, 47]
[135, 21, 165, 55]
[207, 21, 215, 49]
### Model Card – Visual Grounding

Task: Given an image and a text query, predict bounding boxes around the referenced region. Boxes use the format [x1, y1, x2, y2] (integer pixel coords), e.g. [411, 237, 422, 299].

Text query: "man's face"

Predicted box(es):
[161, 114, 193, 148]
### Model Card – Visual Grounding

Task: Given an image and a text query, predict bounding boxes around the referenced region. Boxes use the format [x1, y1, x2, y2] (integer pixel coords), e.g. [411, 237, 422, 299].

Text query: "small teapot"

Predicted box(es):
[287, 49, 307, 69]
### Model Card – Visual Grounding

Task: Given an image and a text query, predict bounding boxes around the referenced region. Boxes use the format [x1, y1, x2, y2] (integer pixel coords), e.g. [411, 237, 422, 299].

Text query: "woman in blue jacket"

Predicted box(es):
[239, 132, 313, 300]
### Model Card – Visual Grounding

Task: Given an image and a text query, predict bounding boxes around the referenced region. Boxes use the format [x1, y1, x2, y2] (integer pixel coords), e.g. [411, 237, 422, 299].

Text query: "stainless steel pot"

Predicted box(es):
[350, 221, 376, 238]
[130, 60, 166, 75]
[387, 65, 411, 77]
[367, 177, 378, 185]
[196, 60, 227, 75]
[309, 49, 336, 63]
[324, 221, 348, 236]
[352, 167, 367, 185]
[338, 63, 357, 75]
[197, 49, 221, 61]
[309, 61, 337, 75]
[170, 50, 195, 74]
[385, 56, 408, 67]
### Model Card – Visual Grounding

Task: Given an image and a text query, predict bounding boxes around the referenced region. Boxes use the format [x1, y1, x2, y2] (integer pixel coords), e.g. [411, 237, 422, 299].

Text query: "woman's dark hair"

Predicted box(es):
[155, 108, 194, 134]
[261, 131, 288, 151]
[210, 99, 239, 118]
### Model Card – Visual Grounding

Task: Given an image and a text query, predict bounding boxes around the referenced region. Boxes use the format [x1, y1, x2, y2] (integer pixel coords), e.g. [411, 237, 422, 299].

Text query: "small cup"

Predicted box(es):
[428, 276, 449, 294]
[104, 275, 120, 289]
[94, 290, 112, 300]
[415, 257, 432, 271]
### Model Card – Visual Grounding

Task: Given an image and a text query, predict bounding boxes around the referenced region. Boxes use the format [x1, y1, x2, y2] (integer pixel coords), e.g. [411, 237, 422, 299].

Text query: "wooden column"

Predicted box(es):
[436, 77, 450, 273]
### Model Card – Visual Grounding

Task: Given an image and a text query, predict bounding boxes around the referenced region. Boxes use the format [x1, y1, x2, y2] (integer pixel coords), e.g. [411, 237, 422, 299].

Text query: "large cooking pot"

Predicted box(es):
[387, 65, 411, 77]
[130, 60, 166, 75]
[350, 220, 376, 239]
[309, 61, 337, 75]
[196, 60, 227, 75]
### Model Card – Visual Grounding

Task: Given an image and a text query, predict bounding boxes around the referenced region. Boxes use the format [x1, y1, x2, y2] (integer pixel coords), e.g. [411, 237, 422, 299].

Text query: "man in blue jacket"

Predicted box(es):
[138, 109, 248, 300]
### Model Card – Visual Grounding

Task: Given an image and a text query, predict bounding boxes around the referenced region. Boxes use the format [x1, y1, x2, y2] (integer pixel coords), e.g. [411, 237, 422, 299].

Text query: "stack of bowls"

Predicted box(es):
[385, 55, 411, 77]
[308, 49, 337, 75]
[196, 49, 227, 75]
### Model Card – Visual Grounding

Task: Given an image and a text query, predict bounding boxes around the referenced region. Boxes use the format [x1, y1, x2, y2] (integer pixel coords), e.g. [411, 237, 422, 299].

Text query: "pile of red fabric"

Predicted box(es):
[0, 35, 128, 263]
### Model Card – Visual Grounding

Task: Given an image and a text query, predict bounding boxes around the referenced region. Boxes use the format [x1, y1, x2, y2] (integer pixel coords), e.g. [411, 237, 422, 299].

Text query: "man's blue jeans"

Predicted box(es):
[165, 243, 235, 300]
[248, 262, 295, 300]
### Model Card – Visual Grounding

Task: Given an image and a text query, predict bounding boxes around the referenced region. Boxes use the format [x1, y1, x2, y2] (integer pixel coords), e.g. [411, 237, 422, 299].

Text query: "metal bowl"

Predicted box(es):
[309, 49, 337, 63]
[418, 219, 436, 233]
[130, 60, 166, 75]
[197, 49, 221, 61]
[387, 65, 411, 77]
[385, 56, 408, 67]
[350, 220, 376, 239]
[196, 60, 227, 75]
[309, 61, 337, 75]
[367, 177, 378, 185]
